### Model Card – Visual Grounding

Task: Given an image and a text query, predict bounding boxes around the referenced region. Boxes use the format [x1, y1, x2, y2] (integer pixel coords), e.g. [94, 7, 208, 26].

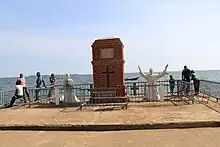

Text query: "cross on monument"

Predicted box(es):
[131, 82, 139, 95]
[102, 66, 115, 87]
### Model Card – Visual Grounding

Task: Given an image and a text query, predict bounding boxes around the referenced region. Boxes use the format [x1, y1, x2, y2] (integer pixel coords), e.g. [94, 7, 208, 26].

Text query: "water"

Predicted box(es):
[0, 70, 220, 90]
[0, 70, 220, 106]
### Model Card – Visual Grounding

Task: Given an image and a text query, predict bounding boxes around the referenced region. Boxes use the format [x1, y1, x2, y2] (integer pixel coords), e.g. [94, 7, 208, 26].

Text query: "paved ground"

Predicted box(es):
[0, 128, 219, 147]
[0, 103, 220, 125]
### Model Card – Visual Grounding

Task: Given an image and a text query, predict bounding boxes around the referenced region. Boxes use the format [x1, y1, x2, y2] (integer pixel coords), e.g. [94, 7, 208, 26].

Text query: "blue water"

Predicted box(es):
[0, 70, 220, 90]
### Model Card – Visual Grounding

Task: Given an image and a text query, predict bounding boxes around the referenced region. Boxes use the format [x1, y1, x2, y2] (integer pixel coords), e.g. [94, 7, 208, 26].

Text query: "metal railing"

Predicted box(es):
[0, 80, 197, 108]
[199, 80, 220, 101]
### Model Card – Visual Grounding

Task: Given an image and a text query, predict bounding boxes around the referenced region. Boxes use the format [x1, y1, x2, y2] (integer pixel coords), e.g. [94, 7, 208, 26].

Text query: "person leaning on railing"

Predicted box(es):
[191, 70, 200, 95]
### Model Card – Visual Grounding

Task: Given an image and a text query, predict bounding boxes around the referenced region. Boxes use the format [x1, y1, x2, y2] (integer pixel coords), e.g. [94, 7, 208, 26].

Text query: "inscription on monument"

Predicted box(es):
[101, 48, 114, 58]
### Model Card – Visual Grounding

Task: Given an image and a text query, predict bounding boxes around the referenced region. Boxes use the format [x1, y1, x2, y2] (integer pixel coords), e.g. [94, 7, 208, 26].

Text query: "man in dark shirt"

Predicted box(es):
[182, 66, 191, 82]
[181, 65, 191, 96]
[169, 75, 175, 95]
[35, 72, 46, 101]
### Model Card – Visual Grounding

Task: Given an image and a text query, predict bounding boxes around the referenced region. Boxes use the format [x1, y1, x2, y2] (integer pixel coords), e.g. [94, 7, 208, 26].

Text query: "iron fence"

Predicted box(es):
[1, 79, 217, 108]
[199, 80, 220, 101]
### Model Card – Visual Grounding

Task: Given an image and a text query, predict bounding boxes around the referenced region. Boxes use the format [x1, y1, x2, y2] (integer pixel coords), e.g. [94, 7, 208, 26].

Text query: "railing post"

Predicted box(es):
[177, 80, 180, 97]
[90, 84, 93, 98]
[131, 82, 139, 95]
[144, 82, 147, 98]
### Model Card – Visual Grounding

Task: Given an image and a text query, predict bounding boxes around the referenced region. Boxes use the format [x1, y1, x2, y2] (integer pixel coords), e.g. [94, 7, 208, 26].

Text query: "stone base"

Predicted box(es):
[89, 97, 127, 104]
[116, 85, 126, 97]
[1, 121, 220, 131]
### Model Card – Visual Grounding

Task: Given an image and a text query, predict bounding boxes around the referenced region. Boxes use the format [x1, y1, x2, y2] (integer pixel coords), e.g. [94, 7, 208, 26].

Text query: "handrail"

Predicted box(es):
[0, 79, 199, 92]
[0, 79, 219, 107]
[200, 79, 220, 85]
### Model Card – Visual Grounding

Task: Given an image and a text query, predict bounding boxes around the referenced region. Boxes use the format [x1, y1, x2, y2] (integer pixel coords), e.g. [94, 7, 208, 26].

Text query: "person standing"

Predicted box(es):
[191, 70, 200, 95]
[35, 72, 45, 101]
[49, 73, 56, 86]
[48, 73, 56, 97]
[18, 73, 30, 102]
[181, 65, 191, 96]
[169, 75, 175, 95]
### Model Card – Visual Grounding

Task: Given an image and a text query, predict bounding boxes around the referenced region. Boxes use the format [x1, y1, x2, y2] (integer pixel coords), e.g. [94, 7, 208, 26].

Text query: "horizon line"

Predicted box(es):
[0, 69, 219, 79]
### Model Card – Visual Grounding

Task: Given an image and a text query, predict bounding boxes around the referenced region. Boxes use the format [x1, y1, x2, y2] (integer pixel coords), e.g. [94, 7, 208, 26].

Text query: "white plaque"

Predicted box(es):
[101, 48, 114, 58]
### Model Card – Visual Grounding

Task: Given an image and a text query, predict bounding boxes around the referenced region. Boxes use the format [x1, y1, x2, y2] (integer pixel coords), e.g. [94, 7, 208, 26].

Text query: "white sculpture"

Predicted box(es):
[159, 84, 166, 102]
[138, 64, 168, 101]
[63, 73, 74, 87]
[63, 73, 80, 103]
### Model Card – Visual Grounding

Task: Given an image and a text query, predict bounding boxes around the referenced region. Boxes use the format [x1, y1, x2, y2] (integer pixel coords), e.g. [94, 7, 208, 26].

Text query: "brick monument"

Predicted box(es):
[91, 37, 126, 102]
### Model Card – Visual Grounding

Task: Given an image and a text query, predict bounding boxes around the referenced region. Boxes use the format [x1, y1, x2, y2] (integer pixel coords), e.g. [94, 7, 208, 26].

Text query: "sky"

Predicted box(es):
[0, 0, 220, 77]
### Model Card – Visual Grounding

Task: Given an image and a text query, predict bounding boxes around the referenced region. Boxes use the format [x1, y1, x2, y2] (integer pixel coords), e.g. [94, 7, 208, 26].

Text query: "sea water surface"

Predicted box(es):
[0, 70, 220, 90]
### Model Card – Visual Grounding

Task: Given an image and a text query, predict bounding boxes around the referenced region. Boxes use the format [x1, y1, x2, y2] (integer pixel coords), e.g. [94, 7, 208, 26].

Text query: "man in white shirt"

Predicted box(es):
[7, 80, 24, 107]
[18, 73, 30, 102]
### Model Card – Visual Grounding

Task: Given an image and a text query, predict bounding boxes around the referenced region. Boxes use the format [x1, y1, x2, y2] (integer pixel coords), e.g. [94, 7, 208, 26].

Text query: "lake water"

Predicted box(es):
[0, 70, 220, 90]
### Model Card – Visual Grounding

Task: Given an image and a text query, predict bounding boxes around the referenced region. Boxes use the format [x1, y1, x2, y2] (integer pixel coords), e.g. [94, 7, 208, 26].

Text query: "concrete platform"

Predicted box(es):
[0, 128, 219, 147]
[0, 102, 220, 131]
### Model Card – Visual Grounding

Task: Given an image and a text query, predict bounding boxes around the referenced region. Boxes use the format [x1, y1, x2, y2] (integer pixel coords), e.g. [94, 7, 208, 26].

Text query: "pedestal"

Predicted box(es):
[64, 88, 73, 103]
[159, 84, 166, 102]
[116, 85, 126, 97]
[91, 38, 125, 104]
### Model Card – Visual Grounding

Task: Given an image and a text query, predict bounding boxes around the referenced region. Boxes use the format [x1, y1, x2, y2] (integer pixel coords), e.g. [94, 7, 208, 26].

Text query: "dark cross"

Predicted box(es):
[131, 83, 139, 95]
[102, 66, 115, 87]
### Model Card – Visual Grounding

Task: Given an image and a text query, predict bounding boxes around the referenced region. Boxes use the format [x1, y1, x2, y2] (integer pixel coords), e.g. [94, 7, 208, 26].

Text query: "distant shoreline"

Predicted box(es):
[0, 70, 219, 79]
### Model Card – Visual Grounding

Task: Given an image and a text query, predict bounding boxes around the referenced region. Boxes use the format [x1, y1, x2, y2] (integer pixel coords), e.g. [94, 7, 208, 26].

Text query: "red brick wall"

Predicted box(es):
[91, 38, 125, 96]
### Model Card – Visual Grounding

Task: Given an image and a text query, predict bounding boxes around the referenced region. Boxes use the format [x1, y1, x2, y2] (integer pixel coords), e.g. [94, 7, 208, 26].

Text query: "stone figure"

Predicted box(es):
[138, 64, 168, 101]
[63, 73, 80, 103]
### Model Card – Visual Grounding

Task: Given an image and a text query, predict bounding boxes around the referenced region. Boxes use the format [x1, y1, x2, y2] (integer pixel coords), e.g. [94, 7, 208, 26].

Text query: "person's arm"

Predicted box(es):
[49, 77, 52, 83]
[14, 86, 18, 95]
[36, 77, 41, 87]
[23, 78, 25, 84]
[53, 78, 56, 83]
[189, 69, 192, 78]
[182, 70, 184, 80]
[191, 74, 195, 81]
[42, 79, 46, 87]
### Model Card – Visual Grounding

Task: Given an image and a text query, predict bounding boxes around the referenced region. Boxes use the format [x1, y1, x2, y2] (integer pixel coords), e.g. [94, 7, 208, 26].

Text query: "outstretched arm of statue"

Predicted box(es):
[156, 64, 168, 80]
[138, 65, 148, 81]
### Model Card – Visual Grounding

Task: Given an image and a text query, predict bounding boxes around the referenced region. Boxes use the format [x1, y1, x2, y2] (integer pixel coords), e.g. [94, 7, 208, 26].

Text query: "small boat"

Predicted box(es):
[125, 77, 139, 81]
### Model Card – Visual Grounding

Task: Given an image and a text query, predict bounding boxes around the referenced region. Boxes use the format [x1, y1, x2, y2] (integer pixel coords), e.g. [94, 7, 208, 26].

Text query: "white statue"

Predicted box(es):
[138, 64, 168, 101]
[63, 73, 80, 103]
[63, 73, 74, 87]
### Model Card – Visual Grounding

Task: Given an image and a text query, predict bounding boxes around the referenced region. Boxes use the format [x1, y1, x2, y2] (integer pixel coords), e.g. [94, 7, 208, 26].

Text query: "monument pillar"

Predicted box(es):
[91, 37, 126, 102]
